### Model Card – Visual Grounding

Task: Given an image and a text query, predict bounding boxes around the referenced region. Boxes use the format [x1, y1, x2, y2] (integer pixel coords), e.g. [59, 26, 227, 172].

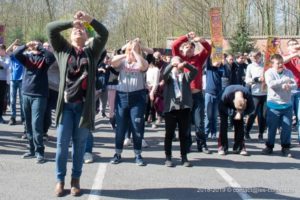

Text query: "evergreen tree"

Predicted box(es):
[229, 22, 255, 54]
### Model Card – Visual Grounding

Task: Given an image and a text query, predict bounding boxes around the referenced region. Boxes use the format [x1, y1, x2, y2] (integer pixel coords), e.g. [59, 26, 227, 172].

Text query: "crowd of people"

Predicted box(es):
[0, 10, 300, 197]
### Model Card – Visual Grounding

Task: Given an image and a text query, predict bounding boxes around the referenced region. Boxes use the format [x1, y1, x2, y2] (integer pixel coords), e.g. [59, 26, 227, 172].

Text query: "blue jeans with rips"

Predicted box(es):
[115, 90, 146, 155]
[55, 102, 89, 182]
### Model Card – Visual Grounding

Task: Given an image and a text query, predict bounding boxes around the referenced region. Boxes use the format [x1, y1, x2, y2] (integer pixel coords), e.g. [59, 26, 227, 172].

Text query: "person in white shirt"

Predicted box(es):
[145, 59, 160, 128]
[244, 51, 267, 141]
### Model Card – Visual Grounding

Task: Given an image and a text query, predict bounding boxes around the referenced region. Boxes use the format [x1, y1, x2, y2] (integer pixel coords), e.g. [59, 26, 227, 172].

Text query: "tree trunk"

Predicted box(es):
[45, 0, 53, 21]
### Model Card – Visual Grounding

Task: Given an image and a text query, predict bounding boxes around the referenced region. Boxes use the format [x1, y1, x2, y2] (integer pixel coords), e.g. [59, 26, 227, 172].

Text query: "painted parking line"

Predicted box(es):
[216, 168, 252, 200]
[88, 163, 108, 200]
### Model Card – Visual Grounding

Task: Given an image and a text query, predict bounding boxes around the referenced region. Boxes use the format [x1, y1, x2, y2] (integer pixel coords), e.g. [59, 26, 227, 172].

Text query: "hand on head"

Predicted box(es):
[193, 37, 205, 43]
[73, 20, 85, 30]
[177, 62, 186, 71]
[74, 11, 93, 23]
[133, 38, 141, 44]
[213, 61, 222, 67]
[26, 41, 41, 51]
[187, 32, 196, 39]
[131, 41, 141, 54]
[171, 56, 181, 67]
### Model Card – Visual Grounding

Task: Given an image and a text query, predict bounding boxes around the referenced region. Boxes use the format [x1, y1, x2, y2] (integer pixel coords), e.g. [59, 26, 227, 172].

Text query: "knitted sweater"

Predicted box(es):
[13, 45, 55, 97]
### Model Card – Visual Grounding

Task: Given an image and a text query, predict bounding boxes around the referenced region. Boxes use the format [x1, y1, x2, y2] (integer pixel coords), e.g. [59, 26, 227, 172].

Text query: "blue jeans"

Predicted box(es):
[292, 89, 300, 142]
[10, 80, 24, 120]
[115, 90, 146, 155]
[205, 93, 219, 137]
[188, 92, 206, 148]
[85, 131, 93, 153]
[56, 102, 89, 182]
[22, 95, 47, 154]
[266, 106, 292, 148]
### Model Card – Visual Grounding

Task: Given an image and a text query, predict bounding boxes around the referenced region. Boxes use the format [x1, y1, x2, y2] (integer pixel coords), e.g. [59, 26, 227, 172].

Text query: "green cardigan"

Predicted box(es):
[46, 19, 109, 130]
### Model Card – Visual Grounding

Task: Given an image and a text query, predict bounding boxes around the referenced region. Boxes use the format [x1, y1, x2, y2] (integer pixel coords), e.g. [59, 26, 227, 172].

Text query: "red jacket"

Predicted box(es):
[284, 56, 300, 88]
[172, 35, 211, 91]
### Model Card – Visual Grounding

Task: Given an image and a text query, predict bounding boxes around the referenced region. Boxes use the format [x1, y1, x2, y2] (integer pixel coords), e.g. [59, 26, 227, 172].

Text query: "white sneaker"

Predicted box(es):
[142, 139, 149, 148]
[124, 138, 132, 146]
[84, 152, 94, 164]
[151, 123, 157, 129]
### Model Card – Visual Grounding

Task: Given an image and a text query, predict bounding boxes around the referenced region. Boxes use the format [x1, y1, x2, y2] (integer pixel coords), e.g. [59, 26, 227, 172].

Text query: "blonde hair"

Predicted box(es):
[125, 41, 142, 56]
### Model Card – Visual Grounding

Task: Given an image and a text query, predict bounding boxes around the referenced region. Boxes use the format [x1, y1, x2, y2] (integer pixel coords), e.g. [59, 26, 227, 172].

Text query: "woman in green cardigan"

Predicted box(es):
[47, 11, 108, 197]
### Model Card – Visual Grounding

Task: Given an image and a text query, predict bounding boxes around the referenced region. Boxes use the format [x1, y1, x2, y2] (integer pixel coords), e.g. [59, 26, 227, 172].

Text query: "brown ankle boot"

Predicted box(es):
[70, 178, 80, 196]
[55, 182, 65, 197]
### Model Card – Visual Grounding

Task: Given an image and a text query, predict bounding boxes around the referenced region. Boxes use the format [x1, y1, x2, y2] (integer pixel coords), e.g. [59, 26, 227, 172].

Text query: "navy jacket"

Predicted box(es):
[219, 85, 254, 117]
[205, 58, 222, 96]
[14, 45, 55, 97]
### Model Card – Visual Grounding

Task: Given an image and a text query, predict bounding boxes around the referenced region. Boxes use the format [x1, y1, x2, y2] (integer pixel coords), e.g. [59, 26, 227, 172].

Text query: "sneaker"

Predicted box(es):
[84, 152, 94, 164]
[110, 153, 121, 164]
[240, 149, 249, 156]
[8, 117, 16, 125]
[262, 147, 273, 155]
[22, 152, 35, 159]
[218, 148, 227, 156]
[151, 123, 157, 129]
[198, 146, 211, 154]
[36, 153, 46, 164]
[258, 134, 263, 142]
[181, 157, 192, 167]
[142, 139, 149, 148]
[165, 157, 174, 167]
[281, 148, 292, 157]
[135, 155, 146, 166]
[123, 138, 132, 146]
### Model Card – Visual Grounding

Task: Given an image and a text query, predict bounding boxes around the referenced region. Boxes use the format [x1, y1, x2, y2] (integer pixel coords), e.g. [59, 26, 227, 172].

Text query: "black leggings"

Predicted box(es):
[245, 95, 266, 135]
